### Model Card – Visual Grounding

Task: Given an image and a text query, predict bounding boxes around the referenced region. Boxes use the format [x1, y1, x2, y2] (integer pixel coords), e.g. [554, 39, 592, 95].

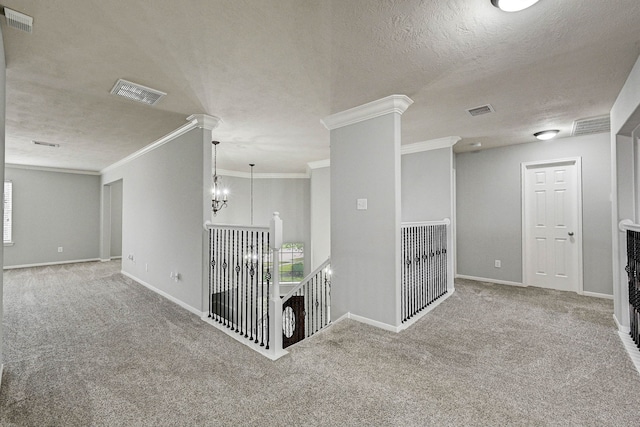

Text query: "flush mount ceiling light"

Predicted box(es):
[110, 79, 166, 106]
[534, 130, 559, 140]
[491, 0, 540, 12]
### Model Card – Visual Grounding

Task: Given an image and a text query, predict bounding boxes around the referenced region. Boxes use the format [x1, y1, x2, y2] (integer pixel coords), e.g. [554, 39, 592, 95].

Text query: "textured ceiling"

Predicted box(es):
[2, 0, 640, 173]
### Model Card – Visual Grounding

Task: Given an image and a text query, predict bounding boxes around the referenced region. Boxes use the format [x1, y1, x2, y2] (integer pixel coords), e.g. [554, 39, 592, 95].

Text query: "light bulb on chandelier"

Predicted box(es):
[211, 140, 229, 215]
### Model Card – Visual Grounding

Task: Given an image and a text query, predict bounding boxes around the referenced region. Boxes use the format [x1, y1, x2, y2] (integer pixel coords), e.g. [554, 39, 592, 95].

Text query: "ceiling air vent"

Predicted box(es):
[467, 104, 495, 117]
[572, 115, 610, 137]
[110, 79, 166, 106]
[3, 7, 33, 33]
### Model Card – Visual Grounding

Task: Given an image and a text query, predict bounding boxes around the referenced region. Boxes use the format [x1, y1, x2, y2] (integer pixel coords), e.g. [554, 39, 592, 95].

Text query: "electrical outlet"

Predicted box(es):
[495, 260, 501, 268]
[58, 247, 63, 253]
[145, 263, 149, 272]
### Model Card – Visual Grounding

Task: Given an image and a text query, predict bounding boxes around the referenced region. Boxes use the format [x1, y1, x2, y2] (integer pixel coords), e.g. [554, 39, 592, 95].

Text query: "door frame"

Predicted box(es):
[521, 157, 584, 294]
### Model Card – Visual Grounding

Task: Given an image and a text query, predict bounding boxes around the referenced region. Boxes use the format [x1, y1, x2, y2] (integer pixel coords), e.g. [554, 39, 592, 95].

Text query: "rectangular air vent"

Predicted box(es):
[467, 104, 495, 117]
[33, 141, 60, 148]
[572, 115, 610, 137]
[110, 79, 166, 106]
[4, 7, 33, 33]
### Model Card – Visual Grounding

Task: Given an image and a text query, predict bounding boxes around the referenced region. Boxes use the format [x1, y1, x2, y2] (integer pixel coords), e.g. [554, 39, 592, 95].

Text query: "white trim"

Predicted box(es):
[397, 290, 454, 331]
[321, 95, 413, 130]
[307, 159, 330, 169]
[3, 258, 100, 270]
[401, 136, 461, 155]
[521, 157, 584, 294]
[401, 218, 450, 227]
[201, 315, 288, 360]
[582, 291, 614, 300]
[5, 163, 100, 175]
[120, 270, 203, 317]
[332, 312, 350, 324]
[614, 314, 630, 333]
[204, 221, 269, 231]
[619, 218, 640, 233]
[110, 256, 122, 260]
[217, 169, 309, 179]
[346, 313, 401, 333]
[101, 114, 220, 174]
[456, 274, 527, 287]
[186, 114, 222, 130]
[618, 331, 640, 376]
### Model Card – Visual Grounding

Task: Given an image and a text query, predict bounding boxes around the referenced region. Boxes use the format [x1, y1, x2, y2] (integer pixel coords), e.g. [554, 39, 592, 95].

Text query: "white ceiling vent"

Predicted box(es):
[110, 79, 166, 106]
[467, 104, 495, 117]
[3, 7, 33, 33]
[572, 115, 610, 137]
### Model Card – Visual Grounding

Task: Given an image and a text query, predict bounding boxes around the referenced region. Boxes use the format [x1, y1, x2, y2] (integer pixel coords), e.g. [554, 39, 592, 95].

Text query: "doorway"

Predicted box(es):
[522, 158, 583, 293]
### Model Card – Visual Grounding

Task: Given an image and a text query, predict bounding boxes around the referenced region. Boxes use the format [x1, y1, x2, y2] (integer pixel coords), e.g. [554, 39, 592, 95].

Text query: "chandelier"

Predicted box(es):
[211, 140, 228, 215]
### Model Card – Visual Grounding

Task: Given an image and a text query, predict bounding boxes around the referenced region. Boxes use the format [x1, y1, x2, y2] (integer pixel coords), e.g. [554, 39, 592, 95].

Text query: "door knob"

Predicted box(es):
[568, 232, 574, 236]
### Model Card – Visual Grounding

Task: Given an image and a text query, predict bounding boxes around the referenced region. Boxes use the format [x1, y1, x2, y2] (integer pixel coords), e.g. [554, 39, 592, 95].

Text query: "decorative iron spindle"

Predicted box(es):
[627, 230, 640, 349]
[208, 226, 271, 350]
[401, 222, 448, 323]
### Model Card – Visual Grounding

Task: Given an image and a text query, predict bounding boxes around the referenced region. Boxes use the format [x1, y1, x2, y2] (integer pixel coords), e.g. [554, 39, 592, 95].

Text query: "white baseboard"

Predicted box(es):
[456, 274, 526, 287]
[111, 256, 122, 260]
[120, 271, 203, 317]
[614, 314, 630, 334]
[582, 291, 614, 300]
[347, 313, 401, 333]
[201, 315, 288, 361]
[3, 258, 101, 270]
[618, 331, 640, 376]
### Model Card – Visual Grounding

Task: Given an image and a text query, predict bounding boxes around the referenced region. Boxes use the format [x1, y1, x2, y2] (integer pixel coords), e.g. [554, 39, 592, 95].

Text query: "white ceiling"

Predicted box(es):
[2, 0, 639, 173]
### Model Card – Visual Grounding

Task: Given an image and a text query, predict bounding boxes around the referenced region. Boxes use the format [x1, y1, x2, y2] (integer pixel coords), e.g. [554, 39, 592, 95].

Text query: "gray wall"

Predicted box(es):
[0, 25, 5, 373]
[211, 175, 311, 275]
[102, 127, 211, 313]
[401, 148, 452, 222]
[4, 167, 101, 268]
[310, 166, 330, 269]
[331, 113, 401, 327]
[109, 179, 123, 258]
[456, 133, 612, 295]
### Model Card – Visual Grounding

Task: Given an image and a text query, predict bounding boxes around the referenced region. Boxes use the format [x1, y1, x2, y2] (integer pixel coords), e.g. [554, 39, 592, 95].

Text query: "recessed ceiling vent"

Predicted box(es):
[572, 115, 610, 137]
[110, 79, 166, 106]
[467, 104, 495, 117]
[3, 7, 33, 33]
[33, 141, 59, 148]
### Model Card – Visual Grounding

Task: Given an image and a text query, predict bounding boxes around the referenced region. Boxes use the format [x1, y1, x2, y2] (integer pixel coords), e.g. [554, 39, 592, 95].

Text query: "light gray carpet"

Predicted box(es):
[1, 261, 640, 426]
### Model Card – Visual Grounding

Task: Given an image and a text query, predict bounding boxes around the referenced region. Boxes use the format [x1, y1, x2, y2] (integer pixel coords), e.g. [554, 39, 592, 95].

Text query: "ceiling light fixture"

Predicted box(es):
[491, 0, 540, 12]
[534, 130, 559, 140]
[211, 141, 229, 216]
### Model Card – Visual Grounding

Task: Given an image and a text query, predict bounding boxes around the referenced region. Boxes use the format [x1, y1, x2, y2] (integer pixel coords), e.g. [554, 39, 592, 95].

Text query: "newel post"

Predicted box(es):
[269, 212, 283, 355]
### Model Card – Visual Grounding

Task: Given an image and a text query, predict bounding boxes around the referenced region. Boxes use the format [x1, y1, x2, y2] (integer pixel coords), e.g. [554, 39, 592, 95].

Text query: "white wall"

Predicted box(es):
[101, 127, 211, 314]
[401, 148, 452, 222]
[0, 24, 6, 380]
[456, 133, 612, 295]
[4, 167, 101, 268]
[310, 166, 330, 269]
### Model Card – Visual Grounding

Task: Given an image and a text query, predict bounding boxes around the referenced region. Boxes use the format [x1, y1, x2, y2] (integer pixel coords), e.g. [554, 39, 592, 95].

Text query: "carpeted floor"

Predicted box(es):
[1, 261, 640, 426]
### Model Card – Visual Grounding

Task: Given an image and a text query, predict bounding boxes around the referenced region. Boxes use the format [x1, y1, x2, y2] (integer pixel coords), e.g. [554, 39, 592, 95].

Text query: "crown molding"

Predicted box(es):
[401, 136, 462, 155]
[186, 114, 222, 130]
[6, 163, 100, 175]
[217, 168, 309, 179]
[307, 159, 330, 169]
[321, 95, 414, 130]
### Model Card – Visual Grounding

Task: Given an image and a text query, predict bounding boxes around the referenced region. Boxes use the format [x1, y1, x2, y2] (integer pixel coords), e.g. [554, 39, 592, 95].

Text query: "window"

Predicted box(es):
[4, 181, 12, 244]
[279, 242, 304, 283]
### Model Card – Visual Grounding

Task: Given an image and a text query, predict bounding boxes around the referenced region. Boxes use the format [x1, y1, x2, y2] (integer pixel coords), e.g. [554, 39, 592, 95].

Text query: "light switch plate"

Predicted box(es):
[357, 198, 368, 210]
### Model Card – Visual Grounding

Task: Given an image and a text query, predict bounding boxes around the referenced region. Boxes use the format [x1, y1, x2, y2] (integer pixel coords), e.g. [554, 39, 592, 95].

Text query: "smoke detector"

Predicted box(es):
[110, 79, 166, 106]
[3, 7, 33, 33]
[572, 115, 610, 137]
[467, 104, 495, 117]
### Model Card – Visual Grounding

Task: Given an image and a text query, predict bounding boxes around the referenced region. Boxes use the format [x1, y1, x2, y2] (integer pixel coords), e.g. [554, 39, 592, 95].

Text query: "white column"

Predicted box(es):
[269, 212, 284, 356]
[322, 95, 412, 329]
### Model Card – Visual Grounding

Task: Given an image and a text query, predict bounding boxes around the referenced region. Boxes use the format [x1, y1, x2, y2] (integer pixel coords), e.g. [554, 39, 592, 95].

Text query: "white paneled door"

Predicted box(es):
[523, 159, 582, 292]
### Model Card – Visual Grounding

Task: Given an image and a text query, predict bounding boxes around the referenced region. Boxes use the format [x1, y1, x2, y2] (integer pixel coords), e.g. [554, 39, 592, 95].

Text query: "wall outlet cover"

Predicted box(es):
[356, 198, 368, 210]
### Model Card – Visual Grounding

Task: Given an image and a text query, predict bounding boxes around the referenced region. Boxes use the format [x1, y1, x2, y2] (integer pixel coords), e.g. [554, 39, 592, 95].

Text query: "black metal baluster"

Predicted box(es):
[420, 225, 425, 311]
[209, 229, 213, 318]
[243, 231, 249, 338]
[401, 227, 406, 322]
[265, 233, 271, 350]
